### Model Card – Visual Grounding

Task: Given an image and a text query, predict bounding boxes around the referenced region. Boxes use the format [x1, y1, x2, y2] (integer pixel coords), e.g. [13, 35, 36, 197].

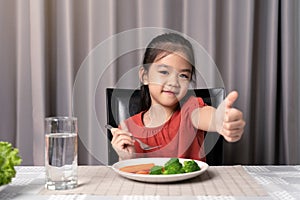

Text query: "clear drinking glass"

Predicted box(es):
[45, 117, 78, 190]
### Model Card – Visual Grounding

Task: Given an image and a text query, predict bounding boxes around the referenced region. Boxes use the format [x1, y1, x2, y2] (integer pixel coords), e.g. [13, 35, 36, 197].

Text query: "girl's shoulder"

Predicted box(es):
[180, 96, 206, 110]
[124, 111, 144, 127]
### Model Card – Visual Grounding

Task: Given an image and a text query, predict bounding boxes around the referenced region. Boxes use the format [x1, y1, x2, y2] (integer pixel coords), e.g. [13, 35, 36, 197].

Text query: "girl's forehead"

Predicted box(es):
[154, 51, 189, 62]
[152, 53, 192, 69]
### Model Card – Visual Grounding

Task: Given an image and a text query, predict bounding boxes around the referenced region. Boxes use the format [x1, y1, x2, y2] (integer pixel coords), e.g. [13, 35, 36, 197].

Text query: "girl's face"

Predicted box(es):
[141, 52, 192, 110]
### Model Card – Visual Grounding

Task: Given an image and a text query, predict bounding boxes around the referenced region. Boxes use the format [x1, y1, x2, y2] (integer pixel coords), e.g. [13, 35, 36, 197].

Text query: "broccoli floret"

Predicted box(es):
[149, 158, 201, 175]
[163, 166, 185, 175]
[182, 160, 200, 173]
[149, 165, 164, 175]
[164, 158, 180, 170]
[163, 158, 184, 175]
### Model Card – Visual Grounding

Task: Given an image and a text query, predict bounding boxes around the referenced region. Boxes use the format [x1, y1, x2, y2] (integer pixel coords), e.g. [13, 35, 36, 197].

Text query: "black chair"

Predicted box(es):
[106, 88, 225, 165]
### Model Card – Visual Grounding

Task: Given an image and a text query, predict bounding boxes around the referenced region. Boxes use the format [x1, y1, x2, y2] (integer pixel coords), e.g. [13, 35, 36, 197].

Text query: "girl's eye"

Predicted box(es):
[159, 70, 169, 75]
[179, 74, 190, 79]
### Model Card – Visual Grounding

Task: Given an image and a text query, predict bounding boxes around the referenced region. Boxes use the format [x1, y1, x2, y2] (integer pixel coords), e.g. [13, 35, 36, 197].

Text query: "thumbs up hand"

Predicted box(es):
[215, 91, 245, 142]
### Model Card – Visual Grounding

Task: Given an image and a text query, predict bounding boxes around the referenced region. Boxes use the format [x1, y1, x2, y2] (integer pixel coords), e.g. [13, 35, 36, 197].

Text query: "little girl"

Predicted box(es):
[111, 32, 245, 161]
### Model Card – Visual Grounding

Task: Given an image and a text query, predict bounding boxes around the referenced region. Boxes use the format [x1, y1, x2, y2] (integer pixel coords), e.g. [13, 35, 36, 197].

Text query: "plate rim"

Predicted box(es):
[111, 157, 209, 183]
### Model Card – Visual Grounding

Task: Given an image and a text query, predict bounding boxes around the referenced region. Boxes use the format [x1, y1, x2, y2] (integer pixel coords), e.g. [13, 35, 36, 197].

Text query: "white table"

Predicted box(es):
[0, 165, 300, 200]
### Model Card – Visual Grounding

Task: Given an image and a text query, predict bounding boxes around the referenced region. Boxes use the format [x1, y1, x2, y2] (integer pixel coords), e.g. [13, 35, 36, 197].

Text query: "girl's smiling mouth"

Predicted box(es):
[162, 90, 178, 96]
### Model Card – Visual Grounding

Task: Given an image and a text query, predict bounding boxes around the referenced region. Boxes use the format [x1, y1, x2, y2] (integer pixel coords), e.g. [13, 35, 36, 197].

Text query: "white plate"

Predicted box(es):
[111, 157, 209, 183]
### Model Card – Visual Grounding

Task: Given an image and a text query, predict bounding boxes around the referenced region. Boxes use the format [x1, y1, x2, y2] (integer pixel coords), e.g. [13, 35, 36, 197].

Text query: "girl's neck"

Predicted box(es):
[143, 105, 175, 128]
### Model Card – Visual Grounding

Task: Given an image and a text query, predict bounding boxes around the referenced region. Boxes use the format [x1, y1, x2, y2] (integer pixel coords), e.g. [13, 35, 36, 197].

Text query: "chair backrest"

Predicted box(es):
[106, 87, 225, 165]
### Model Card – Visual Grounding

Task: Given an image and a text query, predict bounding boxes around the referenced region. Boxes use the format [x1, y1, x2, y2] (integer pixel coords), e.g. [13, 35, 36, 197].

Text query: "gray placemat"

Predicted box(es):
[39, 165, 267, 196]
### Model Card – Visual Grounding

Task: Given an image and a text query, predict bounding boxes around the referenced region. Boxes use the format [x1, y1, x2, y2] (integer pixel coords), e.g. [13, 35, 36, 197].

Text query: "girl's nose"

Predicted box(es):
[167, 73, 179, 87]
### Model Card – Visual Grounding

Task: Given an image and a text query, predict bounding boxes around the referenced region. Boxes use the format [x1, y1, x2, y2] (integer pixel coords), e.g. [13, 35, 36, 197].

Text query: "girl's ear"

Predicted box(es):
[139, 67, 149, 85]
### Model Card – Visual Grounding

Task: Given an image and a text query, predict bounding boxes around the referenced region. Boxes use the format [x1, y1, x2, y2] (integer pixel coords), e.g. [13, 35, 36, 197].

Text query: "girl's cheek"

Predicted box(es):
[149, 76, 166, 85]
[180, 80, 190, 88]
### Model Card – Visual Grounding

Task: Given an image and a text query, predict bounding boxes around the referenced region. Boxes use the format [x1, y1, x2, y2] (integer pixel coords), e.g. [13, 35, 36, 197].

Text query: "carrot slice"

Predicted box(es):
[119, 163, 155, 173]
[136, 170, 150, 174]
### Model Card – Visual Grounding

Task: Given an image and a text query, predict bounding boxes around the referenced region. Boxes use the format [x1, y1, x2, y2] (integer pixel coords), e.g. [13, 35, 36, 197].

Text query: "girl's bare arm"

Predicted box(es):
[191, 91, 245, 142]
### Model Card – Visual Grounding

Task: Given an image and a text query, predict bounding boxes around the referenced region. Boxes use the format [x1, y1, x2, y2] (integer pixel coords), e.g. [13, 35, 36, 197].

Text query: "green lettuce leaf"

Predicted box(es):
[0, 141, 22, 186]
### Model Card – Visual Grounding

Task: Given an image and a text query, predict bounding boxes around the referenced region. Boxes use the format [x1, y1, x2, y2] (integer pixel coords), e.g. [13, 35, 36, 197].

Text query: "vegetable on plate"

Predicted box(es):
[150, 158, 200, 175]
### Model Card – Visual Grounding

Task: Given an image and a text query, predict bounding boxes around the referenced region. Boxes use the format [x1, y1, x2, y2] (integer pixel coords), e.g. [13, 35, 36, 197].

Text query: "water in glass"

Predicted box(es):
[45, 132, 77, 190]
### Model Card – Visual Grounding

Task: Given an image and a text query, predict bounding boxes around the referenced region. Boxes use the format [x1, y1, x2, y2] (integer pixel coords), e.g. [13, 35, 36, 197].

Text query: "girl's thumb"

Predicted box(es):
[225, 91, 239, 108]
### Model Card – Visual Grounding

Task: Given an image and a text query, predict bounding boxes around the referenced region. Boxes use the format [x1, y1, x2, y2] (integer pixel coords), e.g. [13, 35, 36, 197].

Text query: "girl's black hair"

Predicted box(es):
[140, 32, 196, 111]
